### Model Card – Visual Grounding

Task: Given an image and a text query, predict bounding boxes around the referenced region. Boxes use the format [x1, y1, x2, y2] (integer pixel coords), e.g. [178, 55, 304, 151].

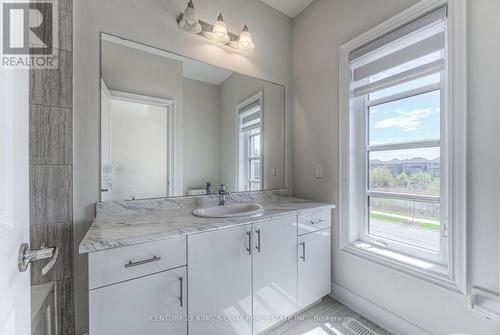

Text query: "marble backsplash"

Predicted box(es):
[96, 189, 290, 217]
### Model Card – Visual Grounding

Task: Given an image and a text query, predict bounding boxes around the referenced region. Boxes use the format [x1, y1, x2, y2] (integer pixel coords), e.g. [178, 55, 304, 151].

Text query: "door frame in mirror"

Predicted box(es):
[100, 89, 176, 200]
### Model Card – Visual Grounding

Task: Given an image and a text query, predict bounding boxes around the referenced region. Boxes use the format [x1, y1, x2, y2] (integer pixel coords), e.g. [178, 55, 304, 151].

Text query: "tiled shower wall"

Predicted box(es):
[29, 0, 74, 334]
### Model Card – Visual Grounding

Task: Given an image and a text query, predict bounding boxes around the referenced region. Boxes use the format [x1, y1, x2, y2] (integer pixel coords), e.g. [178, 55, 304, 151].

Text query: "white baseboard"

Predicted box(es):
[330, 282, 431, 335]
[470, 286, 500, 320]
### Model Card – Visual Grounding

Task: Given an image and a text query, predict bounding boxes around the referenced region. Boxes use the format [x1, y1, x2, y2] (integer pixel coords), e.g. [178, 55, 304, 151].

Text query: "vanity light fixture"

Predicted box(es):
[176, 1, 255, 52]
[238, 25, 255, 52]
[212, 13, 230, 44]
[178, 0, 202, 34]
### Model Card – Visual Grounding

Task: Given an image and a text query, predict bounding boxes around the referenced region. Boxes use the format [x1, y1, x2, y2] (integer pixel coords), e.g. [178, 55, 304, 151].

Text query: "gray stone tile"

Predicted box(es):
[30, 104, 72, 165]
[56, 278, 75, 335]
[58, 0, 72, 13]
[30, 222, 73, 284]
[30, 49, 72, 108]
[30, 165, 72, 225]
[58, 9, 73, 52]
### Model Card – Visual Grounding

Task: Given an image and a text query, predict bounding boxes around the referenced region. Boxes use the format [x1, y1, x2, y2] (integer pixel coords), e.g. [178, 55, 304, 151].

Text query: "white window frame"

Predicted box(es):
[339, 0, 467, 294]
[235, 91, 264, 191]
[359, 74, 446, 265]
[247, 130, 261, 190]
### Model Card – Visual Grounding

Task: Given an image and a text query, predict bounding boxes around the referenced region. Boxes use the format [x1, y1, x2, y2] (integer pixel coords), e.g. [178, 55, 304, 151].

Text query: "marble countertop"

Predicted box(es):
[79, 191, 335, 254]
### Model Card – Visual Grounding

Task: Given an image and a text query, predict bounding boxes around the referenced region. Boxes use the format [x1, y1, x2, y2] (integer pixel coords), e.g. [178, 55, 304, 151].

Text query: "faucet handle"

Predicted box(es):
[219, 184, 226, 192]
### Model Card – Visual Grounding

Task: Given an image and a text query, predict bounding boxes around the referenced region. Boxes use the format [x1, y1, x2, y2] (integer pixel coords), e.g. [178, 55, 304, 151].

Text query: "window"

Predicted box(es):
[247, 128, 261, 190]
[339, 0, 467, 293]
[237, 93, 263, 191]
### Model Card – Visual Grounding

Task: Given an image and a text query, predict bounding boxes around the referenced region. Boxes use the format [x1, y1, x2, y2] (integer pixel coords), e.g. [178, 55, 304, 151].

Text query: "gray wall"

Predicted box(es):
[29, 0, 74, 334]
[292, 0, 500, 334]
[73, 0, 292, 333]
[183, 78, 221, 192]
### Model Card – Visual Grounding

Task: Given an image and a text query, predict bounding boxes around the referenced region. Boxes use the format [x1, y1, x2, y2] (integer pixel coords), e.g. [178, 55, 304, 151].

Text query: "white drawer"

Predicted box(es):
[298, 209, 331, 235]
[89, 236, 186, 289]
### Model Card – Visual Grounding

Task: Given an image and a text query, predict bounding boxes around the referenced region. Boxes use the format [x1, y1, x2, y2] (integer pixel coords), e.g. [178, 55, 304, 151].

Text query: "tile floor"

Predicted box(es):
[265, 297, 391, 335]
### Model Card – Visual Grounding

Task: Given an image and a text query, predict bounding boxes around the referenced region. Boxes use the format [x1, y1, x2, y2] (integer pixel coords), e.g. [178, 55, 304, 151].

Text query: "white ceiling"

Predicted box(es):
[182, 61, 233, 86]
[102, 34, 233, 86]
[260, 0, 314, 18]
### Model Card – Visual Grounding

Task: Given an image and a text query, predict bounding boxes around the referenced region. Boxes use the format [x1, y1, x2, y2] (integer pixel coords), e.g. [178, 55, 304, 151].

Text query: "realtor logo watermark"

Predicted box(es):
[1, 0, 58, 69]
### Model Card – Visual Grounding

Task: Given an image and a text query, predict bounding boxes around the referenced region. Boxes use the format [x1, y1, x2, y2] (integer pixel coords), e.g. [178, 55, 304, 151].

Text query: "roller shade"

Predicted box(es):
[239, 100, 260, 114]
[239, 100, 261, 133]
[350, 5, 447, 97]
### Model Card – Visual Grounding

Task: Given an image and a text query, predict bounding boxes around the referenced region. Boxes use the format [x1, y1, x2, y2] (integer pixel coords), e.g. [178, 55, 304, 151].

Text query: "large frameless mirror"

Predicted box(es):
[100, 33, 286, 202]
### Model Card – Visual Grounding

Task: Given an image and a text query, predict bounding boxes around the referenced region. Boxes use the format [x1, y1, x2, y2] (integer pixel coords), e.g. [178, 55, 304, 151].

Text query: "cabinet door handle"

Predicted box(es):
[124, 255, 161, 268]
[309, 219, 325, 225]
[179, 277, 184, 307]
[246, 231, 252, 255]
[255, 229, 261, 253]
[300, 241, 306, 262]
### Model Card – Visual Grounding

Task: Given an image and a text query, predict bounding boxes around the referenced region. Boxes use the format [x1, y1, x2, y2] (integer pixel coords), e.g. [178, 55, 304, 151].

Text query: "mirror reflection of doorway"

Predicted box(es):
[101, 82, 174, 201]
[237, 92, 263, 192]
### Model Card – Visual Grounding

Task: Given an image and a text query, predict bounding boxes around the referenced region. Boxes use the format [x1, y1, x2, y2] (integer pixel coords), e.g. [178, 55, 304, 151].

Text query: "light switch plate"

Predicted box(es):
[315, 164, 324, 179]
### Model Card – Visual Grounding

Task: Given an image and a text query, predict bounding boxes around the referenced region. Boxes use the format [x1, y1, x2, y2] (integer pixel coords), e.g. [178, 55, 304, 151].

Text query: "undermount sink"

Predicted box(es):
[193, 203, 264, 218]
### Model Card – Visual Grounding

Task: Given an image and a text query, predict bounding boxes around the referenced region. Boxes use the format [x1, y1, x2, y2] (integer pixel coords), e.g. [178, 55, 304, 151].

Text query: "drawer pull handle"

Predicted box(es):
[179, 277, 184, 307]
[255, 229, 261, 253]
[309, 219, 325, 225]
[124, 255, 161, 268]
[300, 241, 306, 262]
[246, 231, 252, 255]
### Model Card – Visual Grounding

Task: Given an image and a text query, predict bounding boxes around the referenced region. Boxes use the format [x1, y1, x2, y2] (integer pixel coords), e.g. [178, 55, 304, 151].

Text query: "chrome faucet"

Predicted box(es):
[218, 184, 230, 206]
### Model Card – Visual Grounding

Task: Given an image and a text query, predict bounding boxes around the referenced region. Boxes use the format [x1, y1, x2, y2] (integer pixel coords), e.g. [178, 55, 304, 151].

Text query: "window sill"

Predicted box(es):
[341, 240, 465, 294]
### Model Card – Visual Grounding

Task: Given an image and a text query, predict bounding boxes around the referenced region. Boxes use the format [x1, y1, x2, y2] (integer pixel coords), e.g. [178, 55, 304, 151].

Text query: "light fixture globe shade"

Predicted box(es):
[238, 25, 255, 51]
[212, 13, 229, 44]
[179, 19, 202, 34]
[179, 0, 202, 33]
[183, 2, 198, 25]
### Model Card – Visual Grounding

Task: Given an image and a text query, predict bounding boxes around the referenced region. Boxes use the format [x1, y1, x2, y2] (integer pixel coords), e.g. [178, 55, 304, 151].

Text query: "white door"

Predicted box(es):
[252, 217, 298, 335]
[188, 225, 253, 335]
[0, 66, 31, 334]
[298, 229, 331, 309]
[89, 267, 187, 335]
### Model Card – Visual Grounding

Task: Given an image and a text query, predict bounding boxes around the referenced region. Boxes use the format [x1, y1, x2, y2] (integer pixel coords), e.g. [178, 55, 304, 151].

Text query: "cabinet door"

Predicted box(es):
[252, 216, 298, 334]
[298, 229, 331, 309]
[89, 267, 187, 335]
[188, 225, 253, 335]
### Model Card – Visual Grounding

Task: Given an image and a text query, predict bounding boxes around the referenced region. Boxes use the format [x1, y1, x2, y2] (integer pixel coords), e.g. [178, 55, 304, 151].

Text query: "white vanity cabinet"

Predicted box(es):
[88, 236, 187, 335]
[187, 224, 253, 335]
[252, 216, 298, 334]
[89, 267, 187, 335]
[297, 210, 332, 309]
[86, 206, 333, 335]
[187, 215, 299, 335]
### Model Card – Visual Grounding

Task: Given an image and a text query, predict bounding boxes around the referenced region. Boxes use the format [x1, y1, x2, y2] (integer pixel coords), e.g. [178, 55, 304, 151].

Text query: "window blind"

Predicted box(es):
[239, 101, 261, 133]
[350, 5, 447, 97]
